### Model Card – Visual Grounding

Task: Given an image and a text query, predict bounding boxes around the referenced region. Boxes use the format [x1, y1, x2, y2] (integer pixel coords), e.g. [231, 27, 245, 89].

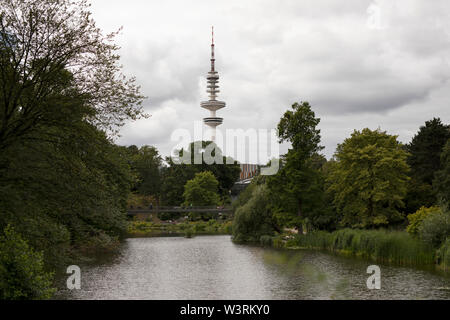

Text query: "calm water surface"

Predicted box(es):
[58, 235, 450, 300]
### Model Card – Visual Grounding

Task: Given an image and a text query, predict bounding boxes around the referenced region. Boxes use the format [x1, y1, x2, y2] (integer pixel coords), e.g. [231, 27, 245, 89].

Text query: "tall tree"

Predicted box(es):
[267, 102, 324, 233]
[434, 139, 450, 204]
[0, 0, 145, 153]
[328, 128, 410, 228]
[407, 118, 450, 185]
[404, 118, 450, 213]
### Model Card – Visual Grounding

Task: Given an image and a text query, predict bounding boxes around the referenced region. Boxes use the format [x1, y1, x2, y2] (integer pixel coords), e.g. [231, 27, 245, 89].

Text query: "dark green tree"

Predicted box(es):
[434, 139, 450, 204]
[407, 118, 450, 185]
[127, 145, 162, 197]
[404, 118, 449, 213]
[267, 102, 324, 233]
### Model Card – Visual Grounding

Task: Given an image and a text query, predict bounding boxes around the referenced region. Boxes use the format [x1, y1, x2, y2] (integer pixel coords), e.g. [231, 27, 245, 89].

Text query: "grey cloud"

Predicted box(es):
[92, 0, 450, 160]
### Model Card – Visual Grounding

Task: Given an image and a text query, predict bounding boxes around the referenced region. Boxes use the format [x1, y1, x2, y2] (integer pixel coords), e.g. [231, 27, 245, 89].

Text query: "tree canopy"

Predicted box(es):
[407, 118, 450, 185]
[327, 128, 410, 228]
[183, 171, 220, 207]
[0, 0, 145, 153]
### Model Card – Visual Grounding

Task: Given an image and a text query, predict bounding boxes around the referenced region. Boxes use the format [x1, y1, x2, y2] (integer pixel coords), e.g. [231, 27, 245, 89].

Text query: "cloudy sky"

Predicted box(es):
[91, 0, 450, 161]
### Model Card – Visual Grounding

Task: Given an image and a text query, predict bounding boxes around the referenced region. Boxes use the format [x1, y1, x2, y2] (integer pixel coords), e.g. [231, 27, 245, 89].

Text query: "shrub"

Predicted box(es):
[419, 208, 450, 248]
[0, 225, 55, 300]
[407, 206, 441, 236]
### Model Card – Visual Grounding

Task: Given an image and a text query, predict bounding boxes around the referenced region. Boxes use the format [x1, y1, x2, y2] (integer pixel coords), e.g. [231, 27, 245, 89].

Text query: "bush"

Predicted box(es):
[407, 206, 441, 236]
[419, 208, 450, 248]
[0, 225, 55, 300]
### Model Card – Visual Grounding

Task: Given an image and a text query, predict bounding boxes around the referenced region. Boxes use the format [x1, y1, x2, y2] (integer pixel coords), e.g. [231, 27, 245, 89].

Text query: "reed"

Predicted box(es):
[293, 229, 435, 266]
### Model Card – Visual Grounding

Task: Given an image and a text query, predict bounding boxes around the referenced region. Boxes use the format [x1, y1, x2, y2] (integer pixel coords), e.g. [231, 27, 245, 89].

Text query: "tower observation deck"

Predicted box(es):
[201, 27, 226, 142]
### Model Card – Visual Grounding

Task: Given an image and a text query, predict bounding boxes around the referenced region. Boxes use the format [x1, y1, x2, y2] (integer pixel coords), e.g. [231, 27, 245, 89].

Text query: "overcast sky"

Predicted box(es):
[90, 0, 450, 161]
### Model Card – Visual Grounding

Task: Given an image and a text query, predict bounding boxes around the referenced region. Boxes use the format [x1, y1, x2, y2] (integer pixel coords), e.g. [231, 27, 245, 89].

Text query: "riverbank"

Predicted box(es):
[127, 220, 233, 237]
[264, 229, 449, 272]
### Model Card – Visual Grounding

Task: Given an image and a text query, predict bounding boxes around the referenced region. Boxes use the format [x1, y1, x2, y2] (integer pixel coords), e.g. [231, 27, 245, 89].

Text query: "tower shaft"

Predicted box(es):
[201, 27, 225, 142]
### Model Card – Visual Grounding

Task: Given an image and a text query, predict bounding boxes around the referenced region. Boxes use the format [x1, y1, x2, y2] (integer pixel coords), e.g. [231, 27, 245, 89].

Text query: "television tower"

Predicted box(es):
[201, 27, 226, 142]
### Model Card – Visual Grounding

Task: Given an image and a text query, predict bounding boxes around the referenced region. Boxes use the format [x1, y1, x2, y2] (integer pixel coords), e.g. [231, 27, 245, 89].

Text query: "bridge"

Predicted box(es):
[128, 206, 233, 216]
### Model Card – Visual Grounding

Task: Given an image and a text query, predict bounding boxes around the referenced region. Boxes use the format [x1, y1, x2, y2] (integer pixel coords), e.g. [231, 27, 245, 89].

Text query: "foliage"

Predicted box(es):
[267, 102, 325, 233]
[125, 146, 162, 197]
[0, 225, 55, 300]
[293, 229, 435, 266]
[418, 207, 450, 248]
[128, 220, 233, 236]
[407, 118, 450, 185]
[127, 193, 157, 209]
[161, 141, 240, 205]
[232, 185, 277, 243]
[406, 206, 441, 236]
[183, 171, 221, 206]
[0, 0, 141, 279]
[403, 178, 436, 215]
[433, 139, 450, 204]
[0, 0, 145, 152]
[327, 128, 410, 228]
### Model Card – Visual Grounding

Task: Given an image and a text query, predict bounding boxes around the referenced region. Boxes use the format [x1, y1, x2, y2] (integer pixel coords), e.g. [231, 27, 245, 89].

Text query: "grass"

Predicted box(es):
[289, 229, 436, 267]
[128, 219, 233, 237]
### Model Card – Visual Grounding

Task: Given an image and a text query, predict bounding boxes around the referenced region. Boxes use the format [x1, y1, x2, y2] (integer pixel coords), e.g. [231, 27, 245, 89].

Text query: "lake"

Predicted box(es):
[58, 235, 450, 300]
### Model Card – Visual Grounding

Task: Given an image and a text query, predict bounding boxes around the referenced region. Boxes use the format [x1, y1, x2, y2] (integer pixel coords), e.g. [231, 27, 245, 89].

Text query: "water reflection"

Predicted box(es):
[57, 235, 450, 300]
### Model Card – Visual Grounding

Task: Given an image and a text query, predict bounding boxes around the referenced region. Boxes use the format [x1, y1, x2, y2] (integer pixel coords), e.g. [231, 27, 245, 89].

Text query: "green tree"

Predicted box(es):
[232, 184, 277, 243]
[183, 171, 220, 206]
[328, 128, 410, 228]
[404, 118, 449, 212]
[0, 0, 145, 153]
[127, 145, 162, 197]
[434, 139, 450, 204]
[0, 225, 55, 300]
[267, 102, 324, 233]
[161, 141, 240, 205]
[407, 118, 450, 185]
[160, 159, 197, 206]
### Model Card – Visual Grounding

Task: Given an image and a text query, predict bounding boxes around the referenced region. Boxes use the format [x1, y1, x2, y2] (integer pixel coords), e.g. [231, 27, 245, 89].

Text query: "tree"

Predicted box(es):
[127, 145, 162, 197]
[160, 159, 197, 206]
[183, 171, 220, 207]
[0, 0, 145, 152]
[407, 118, 450, 185]
[327, 128, 410, 228]
[267, 102, 324, 233]
[232, 184, 277, 243]
[160, 141, 241, 205]
[434, 139, 450, 204]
